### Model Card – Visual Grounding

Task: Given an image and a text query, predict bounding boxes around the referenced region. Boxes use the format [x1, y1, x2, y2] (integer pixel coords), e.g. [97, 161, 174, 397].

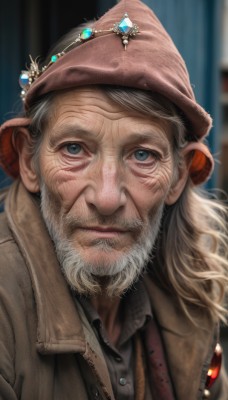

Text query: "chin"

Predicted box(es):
[78, 252, 127, 277]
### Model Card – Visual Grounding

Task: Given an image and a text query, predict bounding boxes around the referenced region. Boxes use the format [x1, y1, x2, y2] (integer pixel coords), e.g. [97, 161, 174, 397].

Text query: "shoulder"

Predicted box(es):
[0, 212, 37, 390]
[0, 211, 34, 309]
[0, 210, 36, 344]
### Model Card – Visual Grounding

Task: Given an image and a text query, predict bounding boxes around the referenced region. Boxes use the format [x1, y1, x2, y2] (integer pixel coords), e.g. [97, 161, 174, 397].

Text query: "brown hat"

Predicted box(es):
[0, 0, 214, 183]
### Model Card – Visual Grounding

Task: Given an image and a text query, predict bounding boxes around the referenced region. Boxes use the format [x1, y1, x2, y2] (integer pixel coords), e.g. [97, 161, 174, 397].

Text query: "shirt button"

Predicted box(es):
[119, 377, 127, 386]
[114, 356, 122, 362]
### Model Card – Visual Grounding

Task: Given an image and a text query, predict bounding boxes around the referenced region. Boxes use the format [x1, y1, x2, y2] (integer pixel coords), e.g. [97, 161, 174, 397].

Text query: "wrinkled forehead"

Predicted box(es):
[41, 86, 175, 147]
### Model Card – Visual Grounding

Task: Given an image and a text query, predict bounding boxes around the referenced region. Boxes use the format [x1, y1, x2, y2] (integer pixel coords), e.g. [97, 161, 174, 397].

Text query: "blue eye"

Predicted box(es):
[66, 143, 82, 154]
[134, 149, 150, 161]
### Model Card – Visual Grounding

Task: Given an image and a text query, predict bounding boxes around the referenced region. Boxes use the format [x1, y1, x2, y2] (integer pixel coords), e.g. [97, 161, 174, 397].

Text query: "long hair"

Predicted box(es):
[157, 185, 228, 324]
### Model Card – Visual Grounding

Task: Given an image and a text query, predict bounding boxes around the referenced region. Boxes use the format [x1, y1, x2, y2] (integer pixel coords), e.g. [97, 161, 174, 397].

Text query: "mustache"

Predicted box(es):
[64, 214, 144, 233]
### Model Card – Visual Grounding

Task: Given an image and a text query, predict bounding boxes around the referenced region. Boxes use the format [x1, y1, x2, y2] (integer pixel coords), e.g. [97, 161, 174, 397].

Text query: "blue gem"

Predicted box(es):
[80, 27, 93, 41]
[51, 55, 58, 63]
[118, 16, 133, 35]
[19, 71, 30, 89]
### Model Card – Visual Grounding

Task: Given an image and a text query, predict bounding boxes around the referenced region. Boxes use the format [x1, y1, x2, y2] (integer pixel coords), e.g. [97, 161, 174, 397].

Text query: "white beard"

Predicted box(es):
[40, 184, 164, 297]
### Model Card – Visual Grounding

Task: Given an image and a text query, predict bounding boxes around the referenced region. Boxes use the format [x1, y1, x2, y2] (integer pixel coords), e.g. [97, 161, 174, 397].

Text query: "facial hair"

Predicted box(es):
[40, 183, 164, 297]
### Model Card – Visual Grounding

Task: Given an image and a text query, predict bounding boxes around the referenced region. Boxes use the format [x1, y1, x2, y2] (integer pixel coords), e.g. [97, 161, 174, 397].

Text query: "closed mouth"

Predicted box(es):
[79, 226, 127, 233]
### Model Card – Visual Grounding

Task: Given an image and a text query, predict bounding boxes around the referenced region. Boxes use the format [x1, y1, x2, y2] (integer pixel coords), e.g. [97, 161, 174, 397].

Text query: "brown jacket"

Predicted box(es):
[0, 181, 227, 400]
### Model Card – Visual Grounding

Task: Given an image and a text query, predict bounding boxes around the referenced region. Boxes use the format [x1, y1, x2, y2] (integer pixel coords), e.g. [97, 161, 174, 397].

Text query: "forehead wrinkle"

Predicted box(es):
[68, 106, 128, 121]
[53, 96, 130, 122]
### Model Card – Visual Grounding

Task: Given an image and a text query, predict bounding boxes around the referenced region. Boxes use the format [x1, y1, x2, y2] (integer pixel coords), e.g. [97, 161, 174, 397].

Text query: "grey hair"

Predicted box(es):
[26, 86, 228, 325]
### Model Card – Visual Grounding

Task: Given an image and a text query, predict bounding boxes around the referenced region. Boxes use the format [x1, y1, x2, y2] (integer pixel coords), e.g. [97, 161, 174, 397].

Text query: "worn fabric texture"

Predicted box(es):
[0, 0, 214, 183]
[0, 181, 227, 400]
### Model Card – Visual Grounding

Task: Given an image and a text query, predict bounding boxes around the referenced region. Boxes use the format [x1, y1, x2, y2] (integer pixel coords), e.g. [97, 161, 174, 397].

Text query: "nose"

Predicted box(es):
[85, 159, 127, 216]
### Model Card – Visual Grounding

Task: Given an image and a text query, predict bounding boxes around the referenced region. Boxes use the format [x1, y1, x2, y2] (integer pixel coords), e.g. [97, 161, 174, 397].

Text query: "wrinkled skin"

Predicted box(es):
[20, 87, 188, 267]
[17, 86, 188, 342]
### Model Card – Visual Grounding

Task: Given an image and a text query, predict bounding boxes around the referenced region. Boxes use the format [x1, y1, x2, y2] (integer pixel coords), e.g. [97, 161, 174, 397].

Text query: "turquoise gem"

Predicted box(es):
[80, 27, 93, 40]
[118, 17, 133, 34]
[51, 55, 58, 63]
[19, 71, 30, 89]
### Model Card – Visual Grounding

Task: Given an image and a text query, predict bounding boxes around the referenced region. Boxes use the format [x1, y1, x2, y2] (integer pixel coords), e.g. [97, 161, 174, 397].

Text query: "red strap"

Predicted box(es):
[143, 318, 175, 400]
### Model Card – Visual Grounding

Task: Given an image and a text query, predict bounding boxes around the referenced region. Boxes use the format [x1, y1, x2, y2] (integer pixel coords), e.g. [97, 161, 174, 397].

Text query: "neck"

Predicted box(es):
[90, 291, 123, 346]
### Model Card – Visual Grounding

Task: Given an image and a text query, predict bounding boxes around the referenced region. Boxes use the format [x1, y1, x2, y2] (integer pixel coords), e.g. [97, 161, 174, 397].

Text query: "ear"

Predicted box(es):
[165, 150, 191, 205]
[13, 128, 40, 193]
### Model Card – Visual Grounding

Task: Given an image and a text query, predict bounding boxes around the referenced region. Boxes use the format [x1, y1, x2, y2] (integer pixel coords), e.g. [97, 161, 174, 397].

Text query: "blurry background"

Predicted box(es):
[1, 0, 228, 367]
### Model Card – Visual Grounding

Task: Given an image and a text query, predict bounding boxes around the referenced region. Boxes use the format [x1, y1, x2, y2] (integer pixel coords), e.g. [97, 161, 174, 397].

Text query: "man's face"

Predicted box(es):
[30, 87, 179, 295]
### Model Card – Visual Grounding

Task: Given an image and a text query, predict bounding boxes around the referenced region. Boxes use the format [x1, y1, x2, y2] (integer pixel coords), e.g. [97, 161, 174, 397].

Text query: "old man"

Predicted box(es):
[0, 0, 228, 399]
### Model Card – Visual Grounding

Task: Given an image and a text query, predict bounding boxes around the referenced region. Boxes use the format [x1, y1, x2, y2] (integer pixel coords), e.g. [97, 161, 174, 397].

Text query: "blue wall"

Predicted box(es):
[0, 0, 23, 125]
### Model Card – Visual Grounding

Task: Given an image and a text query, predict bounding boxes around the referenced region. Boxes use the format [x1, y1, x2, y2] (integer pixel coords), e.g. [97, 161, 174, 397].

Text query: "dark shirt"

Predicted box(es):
[77, 280, 152, 400]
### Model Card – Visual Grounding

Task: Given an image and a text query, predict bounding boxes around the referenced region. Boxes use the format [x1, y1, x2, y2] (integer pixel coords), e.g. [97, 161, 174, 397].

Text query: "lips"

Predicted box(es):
[78, 226, 127, 238]
[81, 226, 126, 233]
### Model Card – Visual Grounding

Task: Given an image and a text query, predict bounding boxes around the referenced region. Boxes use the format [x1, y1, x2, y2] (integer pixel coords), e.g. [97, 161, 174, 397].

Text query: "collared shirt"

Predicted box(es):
[77, 280, 153, 400]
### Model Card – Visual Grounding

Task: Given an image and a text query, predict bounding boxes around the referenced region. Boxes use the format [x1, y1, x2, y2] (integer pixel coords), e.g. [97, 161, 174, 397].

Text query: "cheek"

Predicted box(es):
[131, 162, 174, 198]
[39, 155, 87, 210]
[127, 163, 174, 218]
[129, 183, 166, 218]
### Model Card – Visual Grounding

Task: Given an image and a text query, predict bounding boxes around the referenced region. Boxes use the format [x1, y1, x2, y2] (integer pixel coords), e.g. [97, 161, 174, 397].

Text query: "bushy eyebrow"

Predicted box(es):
[48, 123, 96, 147]
[112, 129, 171, 158]
[122, 132, 169, 152]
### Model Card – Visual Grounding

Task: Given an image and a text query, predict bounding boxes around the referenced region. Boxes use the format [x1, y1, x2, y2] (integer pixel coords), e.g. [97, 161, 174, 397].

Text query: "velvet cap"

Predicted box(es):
[0, 0, 214, 183]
